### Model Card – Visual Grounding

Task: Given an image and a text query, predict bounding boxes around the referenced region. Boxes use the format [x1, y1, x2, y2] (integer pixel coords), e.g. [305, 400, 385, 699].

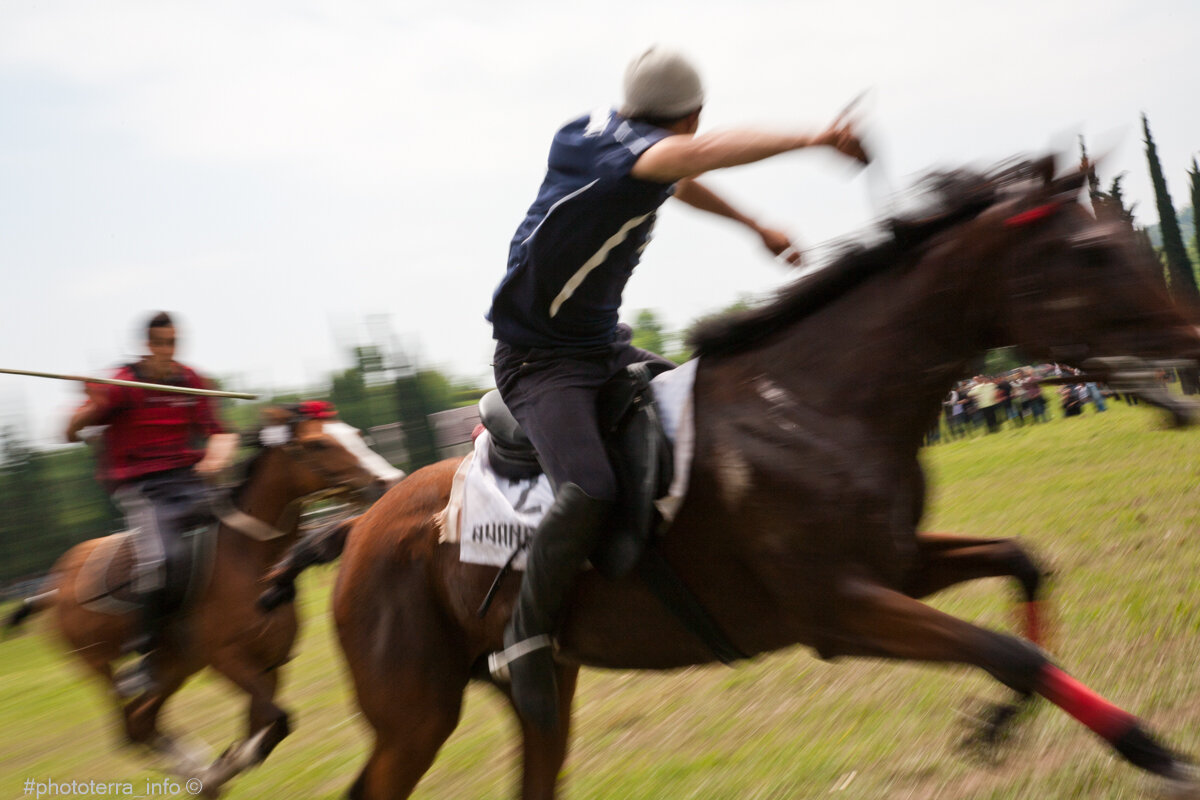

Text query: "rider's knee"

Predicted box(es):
[571, 470, 618, 503]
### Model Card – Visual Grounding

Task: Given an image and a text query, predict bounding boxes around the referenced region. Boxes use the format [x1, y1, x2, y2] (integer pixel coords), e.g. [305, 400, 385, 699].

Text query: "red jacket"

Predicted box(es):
[85, 362, 227, 488]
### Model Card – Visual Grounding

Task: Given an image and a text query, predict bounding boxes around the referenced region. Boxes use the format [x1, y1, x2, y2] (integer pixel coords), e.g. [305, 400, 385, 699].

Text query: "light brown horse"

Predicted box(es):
[331, 160, 1200, 799]
[8, 411, 383, 797]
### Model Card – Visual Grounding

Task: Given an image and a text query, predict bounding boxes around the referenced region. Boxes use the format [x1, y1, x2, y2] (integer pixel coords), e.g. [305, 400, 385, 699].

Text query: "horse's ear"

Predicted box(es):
[1051, 169, 1088, 199]
[1032, 154, 1057, 186]
[293, 418, 326, 442]
[260, 405, 294, 426]
[1030, 152, 1086, 202]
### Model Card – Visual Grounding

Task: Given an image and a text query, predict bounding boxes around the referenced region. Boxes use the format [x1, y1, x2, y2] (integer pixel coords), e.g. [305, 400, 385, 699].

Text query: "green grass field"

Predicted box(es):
[3, 399, 1200, 799]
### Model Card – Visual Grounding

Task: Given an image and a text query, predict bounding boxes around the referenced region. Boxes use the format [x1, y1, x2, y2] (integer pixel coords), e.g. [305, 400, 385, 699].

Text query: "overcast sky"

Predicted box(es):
[2, 0, 1198, 444]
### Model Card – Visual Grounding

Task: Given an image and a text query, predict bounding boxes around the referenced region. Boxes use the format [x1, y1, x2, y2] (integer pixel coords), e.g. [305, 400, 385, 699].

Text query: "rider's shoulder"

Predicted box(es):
[556, 108, 667, 144]
[174, 362, 209, 388]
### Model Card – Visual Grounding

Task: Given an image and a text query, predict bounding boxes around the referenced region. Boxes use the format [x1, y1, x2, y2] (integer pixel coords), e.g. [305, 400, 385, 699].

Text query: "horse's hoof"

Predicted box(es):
[198, 726, 273, 794]
[148, 734, 211, 777]
[956, 696, 1033, 764]
[1162, 761, 1200, 799]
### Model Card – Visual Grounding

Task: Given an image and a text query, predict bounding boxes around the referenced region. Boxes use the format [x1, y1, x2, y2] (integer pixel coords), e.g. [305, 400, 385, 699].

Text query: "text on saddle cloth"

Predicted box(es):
[441, 359, 698, 570]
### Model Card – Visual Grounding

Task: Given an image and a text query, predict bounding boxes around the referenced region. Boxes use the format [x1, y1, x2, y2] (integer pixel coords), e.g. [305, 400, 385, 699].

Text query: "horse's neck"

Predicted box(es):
[743, 231, 999, 451]
[229, 451, 305, 551]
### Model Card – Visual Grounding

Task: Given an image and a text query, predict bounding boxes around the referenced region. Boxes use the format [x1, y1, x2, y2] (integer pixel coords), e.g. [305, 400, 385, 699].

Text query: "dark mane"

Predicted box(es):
[688, 167, 1005, 359]
[230, 444, 269, 507]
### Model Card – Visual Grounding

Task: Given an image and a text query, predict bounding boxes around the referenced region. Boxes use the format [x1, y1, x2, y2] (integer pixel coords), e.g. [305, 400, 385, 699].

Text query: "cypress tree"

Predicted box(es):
[1082, 161, 1162, 285]
[1189, 156, 1199, 259]
[1078, 136, 1139, 229]
[1079, 136, 1102, 211]
[1143, 114, 1199, 303]
[1106, 174, 1135, 223]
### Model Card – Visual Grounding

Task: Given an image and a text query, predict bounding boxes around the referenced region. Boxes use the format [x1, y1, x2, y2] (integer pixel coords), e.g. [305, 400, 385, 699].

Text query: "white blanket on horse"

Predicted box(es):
[440, 359, 698, 570]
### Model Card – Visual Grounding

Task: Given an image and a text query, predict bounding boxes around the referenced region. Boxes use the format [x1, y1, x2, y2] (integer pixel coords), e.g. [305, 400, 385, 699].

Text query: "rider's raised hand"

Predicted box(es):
[756, 225, 802, 266]
[815, 120, 870, 166]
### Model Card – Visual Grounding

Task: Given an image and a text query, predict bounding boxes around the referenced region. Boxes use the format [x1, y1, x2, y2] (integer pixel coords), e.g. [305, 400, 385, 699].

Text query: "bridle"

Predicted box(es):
[995, 199, 1199, 422]
[216, 434, 372, 542]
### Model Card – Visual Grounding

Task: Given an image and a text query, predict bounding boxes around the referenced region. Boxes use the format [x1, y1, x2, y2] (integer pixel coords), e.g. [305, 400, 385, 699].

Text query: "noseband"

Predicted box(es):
[1004, 202, 1061, 228]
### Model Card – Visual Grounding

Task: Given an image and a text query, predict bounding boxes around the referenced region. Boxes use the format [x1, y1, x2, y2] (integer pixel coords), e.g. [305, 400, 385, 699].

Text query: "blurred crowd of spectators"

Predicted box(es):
[927, 364, 1150, 444]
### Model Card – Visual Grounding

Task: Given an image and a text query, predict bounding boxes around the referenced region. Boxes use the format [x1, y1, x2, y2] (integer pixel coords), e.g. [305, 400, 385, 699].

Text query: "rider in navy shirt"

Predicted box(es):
[488, 46, 868, 732]
[489, 112, 677, 348]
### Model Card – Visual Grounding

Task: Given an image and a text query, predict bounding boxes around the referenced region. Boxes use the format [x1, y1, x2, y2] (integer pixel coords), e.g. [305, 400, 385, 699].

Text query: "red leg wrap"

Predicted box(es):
[1037, 665, 1137, 741]
[1022, 601, 1041, 646]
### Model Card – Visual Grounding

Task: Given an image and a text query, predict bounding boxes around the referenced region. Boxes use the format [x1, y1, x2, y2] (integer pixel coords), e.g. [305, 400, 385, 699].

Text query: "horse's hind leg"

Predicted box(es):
[123, 683, 209, 777]
[496, 663, 579, 800]
[905, 532, 1045, 644]
[828, 576, 1194, 790]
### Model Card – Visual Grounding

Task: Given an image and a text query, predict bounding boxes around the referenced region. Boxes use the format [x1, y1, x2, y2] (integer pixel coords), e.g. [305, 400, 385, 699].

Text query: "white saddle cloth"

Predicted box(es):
[439, 359, 698, 569]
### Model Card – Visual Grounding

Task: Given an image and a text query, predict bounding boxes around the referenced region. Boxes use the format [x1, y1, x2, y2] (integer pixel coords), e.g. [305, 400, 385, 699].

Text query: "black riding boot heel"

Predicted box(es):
[490, 483, 612, 732]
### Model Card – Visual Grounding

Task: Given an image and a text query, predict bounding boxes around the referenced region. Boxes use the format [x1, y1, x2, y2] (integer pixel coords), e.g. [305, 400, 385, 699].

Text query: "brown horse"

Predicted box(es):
[7, 411, 384, 797]
[330, 160, 1200, 799]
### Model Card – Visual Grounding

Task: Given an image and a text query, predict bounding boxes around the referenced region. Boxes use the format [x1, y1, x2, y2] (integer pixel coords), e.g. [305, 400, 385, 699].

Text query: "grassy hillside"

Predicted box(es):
[3, 399, 1199, 799]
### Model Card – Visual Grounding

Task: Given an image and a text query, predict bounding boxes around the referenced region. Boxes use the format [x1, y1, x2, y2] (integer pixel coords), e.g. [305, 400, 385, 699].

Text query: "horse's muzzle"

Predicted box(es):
[1082, 356, 1200, 428]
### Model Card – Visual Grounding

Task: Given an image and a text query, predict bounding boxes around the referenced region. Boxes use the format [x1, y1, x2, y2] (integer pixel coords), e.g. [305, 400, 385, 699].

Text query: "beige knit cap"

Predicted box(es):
[619, 46, 704, 119]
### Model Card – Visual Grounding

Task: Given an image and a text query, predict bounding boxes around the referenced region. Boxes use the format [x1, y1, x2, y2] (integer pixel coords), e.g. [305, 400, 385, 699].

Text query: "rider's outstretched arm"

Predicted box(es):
[629, 120, 867, 184]
[673, 178, 799, 263]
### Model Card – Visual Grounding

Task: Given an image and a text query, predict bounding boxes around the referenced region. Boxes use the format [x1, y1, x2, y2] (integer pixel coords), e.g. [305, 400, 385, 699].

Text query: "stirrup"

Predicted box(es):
[487, 634, 554, 683]
[113, 656, 159, 699]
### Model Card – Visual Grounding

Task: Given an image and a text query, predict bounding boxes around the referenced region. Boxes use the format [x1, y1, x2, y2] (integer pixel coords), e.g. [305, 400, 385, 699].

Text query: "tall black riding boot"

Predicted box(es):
[489, 483, 612, 732]
[114, 589, 167, 698]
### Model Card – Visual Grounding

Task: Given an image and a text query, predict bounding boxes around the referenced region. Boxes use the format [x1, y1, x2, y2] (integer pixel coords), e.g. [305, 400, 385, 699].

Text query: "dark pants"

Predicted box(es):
[112, 468, 209, 601]
[493, 325, 671, 502]
[1029, 395, 1048, 421]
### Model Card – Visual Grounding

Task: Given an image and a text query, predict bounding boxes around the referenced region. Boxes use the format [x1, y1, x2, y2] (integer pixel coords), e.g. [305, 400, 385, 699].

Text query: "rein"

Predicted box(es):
[216, 487, 352, 542]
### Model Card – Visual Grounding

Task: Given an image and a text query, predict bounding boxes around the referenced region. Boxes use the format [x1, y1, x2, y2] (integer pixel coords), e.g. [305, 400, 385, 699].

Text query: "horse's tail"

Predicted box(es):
[5, 587, 58, 633]
[259, 517, 358, 611]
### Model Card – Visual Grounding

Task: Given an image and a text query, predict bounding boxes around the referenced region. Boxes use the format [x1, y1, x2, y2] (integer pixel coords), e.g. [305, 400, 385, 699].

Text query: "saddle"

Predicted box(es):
[77, 516, 217, 619]
[477, 362, 747, 665]
[479, 361, 674, 579]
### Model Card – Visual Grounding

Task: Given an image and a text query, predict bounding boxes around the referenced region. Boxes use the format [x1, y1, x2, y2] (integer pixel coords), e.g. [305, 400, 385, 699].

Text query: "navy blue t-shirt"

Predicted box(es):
[488, 109, 676, 348]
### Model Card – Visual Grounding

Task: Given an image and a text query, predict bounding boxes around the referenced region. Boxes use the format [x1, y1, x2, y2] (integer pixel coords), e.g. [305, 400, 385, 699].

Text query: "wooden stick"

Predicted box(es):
[0, 367, 259, 400]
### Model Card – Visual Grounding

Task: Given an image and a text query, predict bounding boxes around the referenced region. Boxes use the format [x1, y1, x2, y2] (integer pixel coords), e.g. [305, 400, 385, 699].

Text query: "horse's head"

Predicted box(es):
[320, 420, 406, 497]
[979, 159, 1200, 421]
[256, 406, 381, 500]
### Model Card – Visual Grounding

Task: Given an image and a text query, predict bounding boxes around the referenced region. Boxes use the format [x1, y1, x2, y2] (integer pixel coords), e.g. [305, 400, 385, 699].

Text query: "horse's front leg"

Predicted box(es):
[900, 531, 1049, 750]
[199, 646, 290, 796]
[825, 576, 1196, 794]
[903, 532, 1045, 645]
